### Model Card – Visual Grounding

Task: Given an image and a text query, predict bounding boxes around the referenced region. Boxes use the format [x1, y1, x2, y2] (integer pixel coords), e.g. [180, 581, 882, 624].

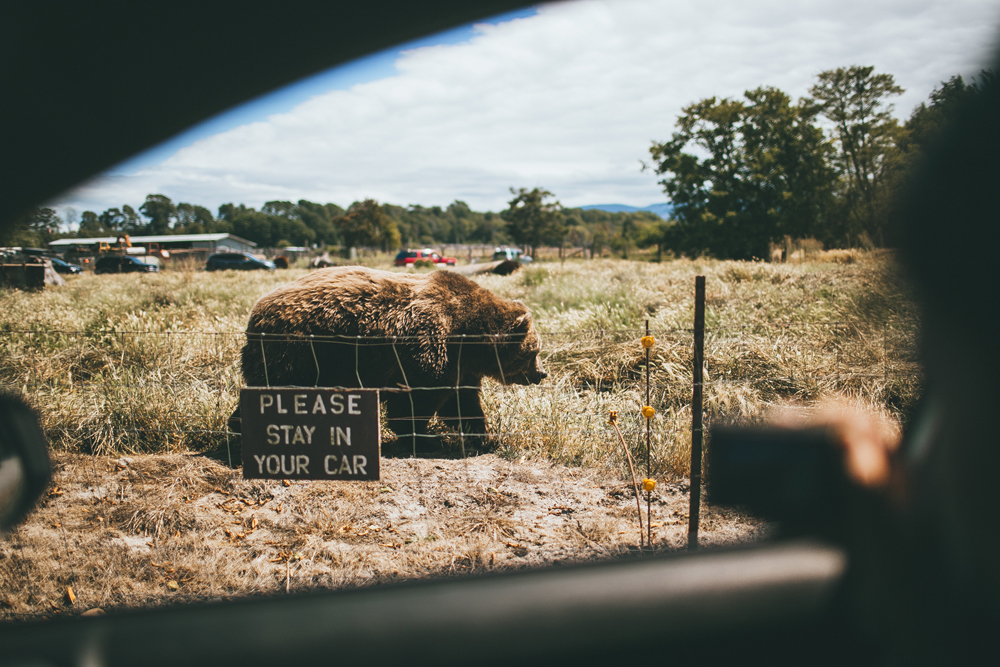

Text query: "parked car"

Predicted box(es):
[492, 247, 532, 262]
[394, 248, 457, 266]
[94, 255, 159, 274]
[49, 257, 83, 274]
[205, 253, 276, 271]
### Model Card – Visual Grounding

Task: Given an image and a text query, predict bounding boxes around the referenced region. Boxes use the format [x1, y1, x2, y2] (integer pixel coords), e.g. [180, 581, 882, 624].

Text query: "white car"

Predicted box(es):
[492, 247, 533, 262]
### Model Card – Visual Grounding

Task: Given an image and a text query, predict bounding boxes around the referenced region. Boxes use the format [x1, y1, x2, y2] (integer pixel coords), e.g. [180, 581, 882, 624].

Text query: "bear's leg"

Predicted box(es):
[437, 388, 488, 448]
[227, 406, 241, 433]
[383, 391, 440, 452]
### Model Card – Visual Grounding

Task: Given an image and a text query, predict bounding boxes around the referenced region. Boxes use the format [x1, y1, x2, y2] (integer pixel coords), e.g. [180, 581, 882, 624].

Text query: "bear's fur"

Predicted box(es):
[233, 266, 546, 449]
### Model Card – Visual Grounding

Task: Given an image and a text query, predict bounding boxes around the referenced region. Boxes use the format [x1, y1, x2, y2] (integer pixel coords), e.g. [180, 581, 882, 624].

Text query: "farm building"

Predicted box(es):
[48, 233, 257, 256]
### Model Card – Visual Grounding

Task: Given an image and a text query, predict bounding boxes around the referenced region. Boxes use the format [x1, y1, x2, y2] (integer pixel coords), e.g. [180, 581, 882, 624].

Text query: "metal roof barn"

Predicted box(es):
[49, 233, 257, 254]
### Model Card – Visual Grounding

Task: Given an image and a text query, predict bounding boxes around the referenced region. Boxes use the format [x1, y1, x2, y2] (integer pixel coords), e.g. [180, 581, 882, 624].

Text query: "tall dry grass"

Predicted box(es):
[0, 250, 920, 480]
[475, 251, 919, 476]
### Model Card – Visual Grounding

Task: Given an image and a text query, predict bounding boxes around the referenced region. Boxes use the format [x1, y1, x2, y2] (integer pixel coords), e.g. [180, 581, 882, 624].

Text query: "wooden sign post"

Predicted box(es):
[240, 388, 380, 481]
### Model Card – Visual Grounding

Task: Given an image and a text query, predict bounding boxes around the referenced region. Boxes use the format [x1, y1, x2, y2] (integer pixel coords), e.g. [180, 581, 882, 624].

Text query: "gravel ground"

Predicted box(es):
[0, 451, 765, 621]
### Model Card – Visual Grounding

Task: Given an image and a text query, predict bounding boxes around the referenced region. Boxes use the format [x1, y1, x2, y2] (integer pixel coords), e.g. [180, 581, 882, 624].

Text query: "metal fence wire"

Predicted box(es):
[0, 316, 921, 477]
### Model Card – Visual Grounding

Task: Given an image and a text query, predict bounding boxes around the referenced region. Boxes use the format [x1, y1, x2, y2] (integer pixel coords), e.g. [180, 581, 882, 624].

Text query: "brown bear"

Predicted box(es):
[232, 266, 546, 450]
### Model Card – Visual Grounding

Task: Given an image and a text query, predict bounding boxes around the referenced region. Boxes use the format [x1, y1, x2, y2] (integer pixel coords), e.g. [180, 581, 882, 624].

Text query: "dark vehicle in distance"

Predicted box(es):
[205, 253, 276, 271]
[94, 255, 159, 274]
[394, 248, 457, 266]
[49, 257, 82, 274]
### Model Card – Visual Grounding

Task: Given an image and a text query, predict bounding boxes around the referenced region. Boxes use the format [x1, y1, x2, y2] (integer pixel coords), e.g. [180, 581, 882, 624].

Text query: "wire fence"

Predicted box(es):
[0, 313, 922, 477]
[0, 267, 924, 619]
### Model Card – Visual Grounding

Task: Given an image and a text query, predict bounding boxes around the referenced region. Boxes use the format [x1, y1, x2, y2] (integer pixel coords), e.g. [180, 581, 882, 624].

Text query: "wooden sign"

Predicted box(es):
[240, 388, 380, 481]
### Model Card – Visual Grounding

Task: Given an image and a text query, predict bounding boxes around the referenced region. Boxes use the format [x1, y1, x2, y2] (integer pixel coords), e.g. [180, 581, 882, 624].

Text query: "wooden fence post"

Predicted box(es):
[689, 276, 705, 550]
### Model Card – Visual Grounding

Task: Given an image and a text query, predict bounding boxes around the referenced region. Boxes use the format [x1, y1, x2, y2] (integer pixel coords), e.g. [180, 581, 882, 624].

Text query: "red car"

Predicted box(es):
[393, 248, 457, 266]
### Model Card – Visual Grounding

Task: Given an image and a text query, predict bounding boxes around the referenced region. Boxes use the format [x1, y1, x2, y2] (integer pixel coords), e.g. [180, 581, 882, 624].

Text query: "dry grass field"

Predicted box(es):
[0, 251, 919, 620]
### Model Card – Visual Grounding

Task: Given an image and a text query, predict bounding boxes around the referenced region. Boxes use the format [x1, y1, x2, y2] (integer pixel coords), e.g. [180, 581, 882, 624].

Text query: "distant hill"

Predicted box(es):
[579, 203, 673, 219]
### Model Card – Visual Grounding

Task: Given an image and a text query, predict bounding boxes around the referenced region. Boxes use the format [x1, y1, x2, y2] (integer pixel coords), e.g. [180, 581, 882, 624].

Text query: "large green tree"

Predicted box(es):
[139, 194, 177, 234]
[501, 187, 565, 257]
[93, 204, 145, 235]
[636, 218, 679, 262]
[383, 201, 509, 247]
[78, 211, 103, 236]
[121, 205, 143, 233]
[338, 199, 401, 251]
[293, 200, 344, 247]
[471, 211, 507, 246]
[97, 207, 126, 233]
[808, 66, 903, 245]
[219, 202, 315, 248]
[220, 205, 273, 245]
[175, 202, 216, 234]
[649, 86, 836, 259]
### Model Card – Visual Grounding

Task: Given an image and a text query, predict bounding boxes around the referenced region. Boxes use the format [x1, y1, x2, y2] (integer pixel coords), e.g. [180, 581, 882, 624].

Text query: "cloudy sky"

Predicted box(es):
[52, 0, 1000, 220]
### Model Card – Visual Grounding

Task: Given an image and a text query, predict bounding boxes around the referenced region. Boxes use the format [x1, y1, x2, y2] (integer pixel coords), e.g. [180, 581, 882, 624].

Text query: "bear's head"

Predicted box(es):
[490, 307, 546, 386]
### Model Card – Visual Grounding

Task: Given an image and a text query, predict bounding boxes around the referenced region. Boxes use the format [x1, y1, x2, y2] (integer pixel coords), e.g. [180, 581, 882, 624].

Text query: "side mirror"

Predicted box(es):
[0, 393, 52, 530]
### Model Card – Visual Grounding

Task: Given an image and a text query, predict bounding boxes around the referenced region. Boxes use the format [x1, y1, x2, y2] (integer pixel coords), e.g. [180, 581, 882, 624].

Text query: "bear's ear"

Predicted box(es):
[513, 311, 532, 330]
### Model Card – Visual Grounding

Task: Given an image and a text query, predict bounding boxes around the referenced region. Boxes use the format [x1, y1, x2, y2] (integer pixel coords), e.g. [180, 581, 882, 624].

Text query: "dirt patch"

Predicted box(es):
[0, 451, 764, 620]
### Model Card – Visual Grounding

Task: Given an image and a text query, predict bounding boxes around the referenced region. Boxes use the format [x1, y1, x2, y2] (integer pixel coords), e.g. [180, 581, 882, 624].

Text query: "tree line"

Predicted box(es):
[643, 66, 996, 260]
[5, 66, 987, 260]
[3, 190, 659, 258]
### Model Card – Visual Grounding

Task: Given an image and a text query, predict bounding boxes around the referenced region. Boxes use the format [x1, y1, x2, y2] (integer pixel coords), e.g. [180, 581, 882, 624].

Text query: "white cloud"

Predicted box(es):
[55, 0, 1000, 215]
